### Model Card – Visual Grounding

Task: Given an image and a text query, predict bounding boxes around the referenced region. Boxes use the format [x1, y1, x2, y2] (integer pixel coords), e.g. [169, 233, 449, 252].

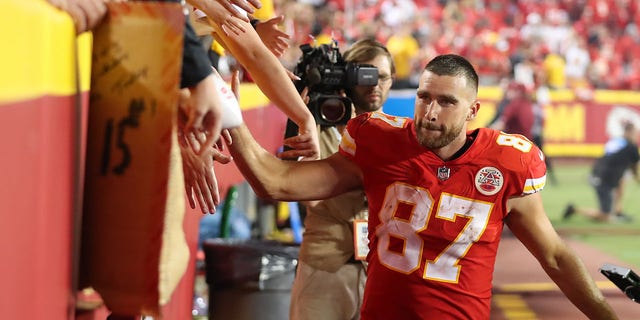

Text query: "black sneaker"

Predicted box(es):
[563, 204, 576, 220]
[615, 212, 634, 222]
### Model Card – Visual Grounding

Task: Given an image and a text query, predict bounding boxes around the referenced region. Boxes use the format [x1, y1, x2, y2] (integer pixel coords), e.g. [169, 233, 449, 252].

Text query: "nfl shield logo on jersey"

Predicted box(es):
[437, 166, 451, 181]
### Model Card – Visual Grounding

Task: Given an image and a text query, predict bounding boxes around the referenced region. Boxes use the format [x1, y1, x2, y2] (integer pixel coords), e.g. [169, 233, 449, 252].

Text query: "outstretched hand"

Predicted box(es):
[178, 124, 233, 214]
[253, 15, 290, 57]
[288, 87, 320, 161]
[48, 0, 108, 34]
[277, 130, 320, 160]
[191, 0, 262, 36]
[179, 89, 233, 214]
[226, 71, 319, 161]
[182, 73, 224, 155]
[180, 137, 218, 214]
[208, 0, 262, 22]
[202, 7, 246, 36]
[290, 87, 320, 161]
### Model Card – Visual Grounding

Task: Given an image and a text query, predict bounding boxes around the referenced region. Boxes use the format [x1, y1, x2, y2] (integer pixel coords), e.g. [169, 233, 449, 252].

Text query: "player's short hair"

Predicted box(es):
[623, 121, 635, 133]
[343, 38, 395, 76]
[424, 54, 479, 94]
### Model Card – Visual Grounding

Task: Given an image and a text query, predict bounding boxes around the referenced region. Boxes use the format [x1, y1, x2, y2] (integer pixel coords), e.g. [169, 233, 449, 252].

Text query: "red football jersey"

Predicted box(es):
[339, 112, 547, 320]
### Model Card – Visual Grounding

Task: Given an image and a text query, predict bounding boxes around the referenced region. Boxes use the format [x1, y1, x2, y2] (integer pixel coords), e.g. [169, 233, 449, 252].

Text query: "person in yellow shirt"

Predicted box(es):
[386, 24, 419, 89]
[541, 48, 566, 90]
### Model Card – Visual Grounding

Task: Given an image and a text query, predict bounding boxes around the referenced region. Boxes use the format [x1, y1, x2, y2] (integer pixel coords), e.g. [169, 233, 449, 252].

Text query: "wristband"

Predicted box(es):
[211, 72, 243, 128]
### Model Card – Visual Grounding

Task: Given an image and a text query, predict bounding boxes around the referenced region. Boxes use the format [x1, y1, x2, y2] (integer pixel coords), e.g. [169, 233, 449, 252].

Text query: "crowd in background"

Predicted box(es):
[235, 0, 640, 92]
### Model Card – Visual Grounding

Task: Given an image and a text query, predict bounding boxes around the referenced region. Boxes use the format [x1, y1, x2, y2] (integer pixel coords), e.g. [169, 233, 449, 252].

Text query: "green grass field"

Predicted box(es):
[541, 159, 640, 269]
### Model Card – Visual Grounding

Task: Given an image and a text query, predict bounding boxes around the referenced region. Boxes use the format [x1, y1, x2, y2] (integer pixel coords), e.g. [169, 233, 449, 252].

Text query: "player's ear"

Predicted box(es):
[467, 100, 480, 121]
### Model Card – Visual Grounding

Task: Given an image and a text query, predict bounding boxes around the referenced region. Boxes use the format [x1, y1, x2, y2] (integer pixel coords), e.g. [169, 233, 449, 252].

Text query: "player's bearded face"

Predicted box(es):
[413, 72, 473, 150]
[415, 116, 466, 149]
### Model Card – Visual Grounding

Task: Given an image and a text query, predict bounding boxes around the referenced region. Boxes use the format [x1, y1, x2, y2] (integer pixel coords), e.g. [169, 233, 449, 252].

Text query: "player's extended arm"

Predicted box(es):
[226, 124, 362, 201]
[505, 192, 618, 320]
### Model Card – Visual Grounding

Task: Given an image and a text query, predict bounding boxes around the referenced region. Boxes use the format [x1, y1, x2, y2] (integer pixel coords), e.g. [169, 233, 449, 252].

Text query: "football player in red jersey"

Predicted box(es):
[225, 54, 617, 319]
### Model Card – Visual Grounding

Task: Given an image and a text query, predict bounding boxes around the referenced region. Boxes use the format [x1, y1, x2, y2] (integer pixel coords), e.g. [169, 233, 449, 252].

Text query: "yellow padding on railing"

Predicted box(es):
[0, 0, 92, 103]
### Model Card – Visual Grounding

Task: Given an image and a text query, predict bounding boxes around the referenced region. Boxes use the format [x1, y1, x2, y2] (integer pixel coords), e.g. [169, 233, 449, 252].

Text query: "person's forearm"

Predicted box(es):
[543, 246, 618, 319]
[187, 0, 216, 19]
[212, 20, 315, 130]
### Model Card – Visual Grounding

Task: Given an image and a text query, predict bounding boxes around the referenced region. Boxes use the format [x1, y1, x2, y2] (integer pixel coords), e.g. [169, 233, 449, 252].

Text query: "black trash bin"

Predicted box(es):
[203, 238, 300, 320]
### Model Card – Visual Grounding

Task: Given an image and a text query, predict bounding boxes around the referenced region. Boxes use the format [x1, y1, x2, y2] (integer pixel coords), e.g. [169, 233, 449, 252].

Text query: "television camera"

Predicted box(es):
[292, 40, 378, 126]
[599, 263, 640, 303]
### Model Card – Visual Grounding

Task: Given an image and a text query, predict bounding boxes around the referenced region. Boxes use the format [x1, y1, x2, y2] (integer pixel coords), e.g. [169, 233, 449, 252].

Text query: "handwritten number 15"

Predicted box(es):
[100, 99, 145, 175]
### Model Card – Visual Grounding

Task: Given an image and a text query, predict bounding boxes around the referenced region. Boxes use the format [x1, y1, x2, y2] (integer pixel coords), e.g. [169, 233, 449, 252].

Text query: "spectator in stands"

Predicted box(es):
[512, 49, 538, 91]
[386, 23, 419, 88]
[266, 0, 640, 90]
[564, 34, 591, 89]
[587, 39, 615, 89]
[380, 0, 416, 28]
[490, 81, 536, 139]
[541, 46, 566, 90]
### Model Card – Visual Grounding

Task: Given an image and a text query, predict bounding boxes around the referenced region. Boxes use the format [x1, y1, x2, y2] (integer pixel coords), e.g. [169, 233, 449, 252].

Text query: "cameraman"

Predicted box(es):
[290, 39, 395, 320]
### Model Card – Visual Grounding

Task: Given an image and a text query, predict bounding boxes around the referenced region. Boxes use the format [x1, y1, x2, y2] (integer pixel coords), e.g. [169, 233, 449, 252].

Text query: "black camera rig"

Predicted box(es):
[292, 40, 378, 126]
[599, 263, 640, 303]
